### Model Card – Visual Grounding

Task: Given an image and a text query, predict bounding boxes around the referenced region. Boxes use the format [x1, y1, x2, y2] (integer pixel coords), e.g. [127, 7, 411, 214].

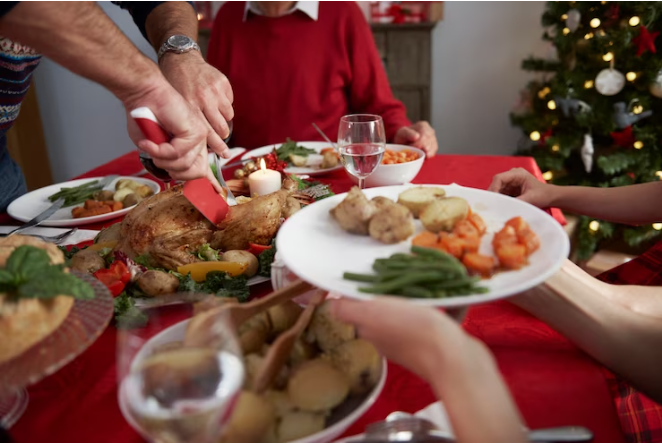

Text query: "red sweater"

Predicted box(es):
[207, 2, 411, 150]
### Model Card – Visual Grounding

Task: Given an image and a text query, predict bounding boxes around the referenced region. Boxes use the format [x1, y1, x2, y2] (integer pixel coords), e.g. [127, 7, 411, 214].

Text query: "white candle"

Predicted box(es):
[248, 158, 282, 197]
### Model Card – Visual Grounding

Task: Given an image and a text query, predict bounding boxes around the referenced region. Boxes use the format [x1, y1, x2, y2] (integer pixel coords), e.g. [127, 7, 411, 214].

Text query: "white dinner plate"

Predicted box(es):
[241, 141, 344, 176]
[7, 176, 161, 228]
[277, 184, 570, 308]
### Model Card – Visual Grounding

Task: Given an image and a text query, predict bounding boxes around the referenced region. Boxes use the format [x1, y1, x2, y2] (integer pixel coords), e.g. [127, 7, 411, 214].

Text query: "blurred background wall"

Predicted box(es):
[32, 1, 547, 182]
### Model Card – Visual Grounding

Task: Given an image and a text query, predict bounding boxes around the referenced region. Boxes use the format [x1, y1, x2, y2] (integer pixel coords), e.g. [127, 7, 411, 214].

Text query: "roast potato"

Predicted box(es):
[397, 187, 446, 218]
[307, 301, 356, 352]
[330, 187, 377, 235]
[137, 270, 180, 297]
[94, 222, 121, 244]
[371, 196, 395, 211]
[288, 336, 317, 367]
[92, 190, 115, 201]
[287, 359, 349, 412]
[368, 203, 415, 244]
[420, 197, 470, 232]
[278, 411, 326, 442]
[264, 390, 295, 417]
[221, 391, 276, 443]
[122, 193, 139, 208]
[221, 250, 259, 278]
[70, 249, 105, 273]
[267, 300, 303, 335]
[325, 339, 382, 395]
[282, 196, 301, 219]
[239, 312, 271, 354]
[321, 151, 339, 169]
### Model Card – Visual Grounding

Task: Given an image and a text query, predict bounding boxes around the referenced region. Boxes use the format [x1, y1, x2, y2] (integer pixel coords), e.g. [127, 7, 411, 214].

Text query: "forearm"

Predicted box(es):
[144, 2, 198, 51]
[429, 336, 526, 442]
[0, 1, 160, 104]
[549, 181, 662, 225]
[511, 260, 662, 403]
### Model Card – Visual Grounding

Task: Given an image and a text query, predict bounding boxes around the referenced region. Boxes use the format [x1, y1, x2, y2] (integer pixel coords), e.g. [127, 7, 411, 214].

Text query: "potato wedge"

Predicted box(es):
[419, 196, 469, 232]
[397, 186, 446, 218]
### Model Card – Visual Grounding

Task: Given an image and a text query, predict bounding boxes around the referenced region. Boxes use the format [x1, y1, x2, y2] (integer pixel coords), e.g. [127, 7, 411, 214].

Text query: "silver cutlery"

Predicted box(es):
[32, 228, 79, 244]
[2, 197, 65, 237]
[214, 154, 237, 206]
[312, 122, 338, 150]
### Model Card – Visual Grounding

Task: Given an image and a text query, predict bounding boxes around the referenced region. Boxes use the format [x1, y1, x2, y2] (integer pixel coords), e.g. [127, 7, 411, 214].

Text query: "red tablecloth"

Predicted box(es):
[7, 152, 624, 442]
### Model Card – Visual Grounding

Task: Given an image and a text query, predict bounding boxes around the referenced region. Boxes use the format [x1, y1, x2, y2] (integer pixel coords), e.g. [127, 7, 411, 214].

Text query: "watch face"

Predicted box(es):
[168, 35, 193, 50]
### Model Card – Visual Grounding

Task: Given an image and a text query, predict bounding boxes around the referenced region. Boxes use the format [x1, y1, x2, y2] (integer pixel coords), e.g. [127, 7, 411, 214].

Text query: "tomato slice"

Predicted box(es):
[247, 243, 272, 256]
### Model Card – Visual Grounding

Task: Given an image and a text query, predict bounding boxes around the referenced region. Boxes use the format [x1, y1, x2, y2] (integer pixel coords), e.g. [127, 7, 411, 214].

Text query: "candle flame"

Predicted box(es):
[260, 158, 266, 172]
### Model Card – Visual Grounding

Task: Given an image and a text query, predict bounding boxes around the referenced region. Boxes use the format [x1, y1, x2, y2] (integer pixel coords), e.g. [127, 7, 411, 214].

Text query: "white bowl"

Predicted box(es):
[119, 317, 387, 443]
[349, 144, 425, 188]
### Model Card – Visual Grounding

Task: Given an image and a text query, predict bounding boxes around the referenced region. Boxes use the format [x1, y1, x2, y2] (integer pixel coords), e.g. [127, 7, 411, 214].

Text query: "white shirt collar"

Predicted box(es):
[243, 1, 319, 21]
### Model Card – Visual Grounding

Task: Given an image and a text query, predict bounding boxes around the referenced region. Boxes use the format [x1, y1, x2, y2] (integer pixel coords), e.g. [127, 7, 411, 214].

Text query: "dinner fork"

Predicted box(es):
[30, 228, 78, 244]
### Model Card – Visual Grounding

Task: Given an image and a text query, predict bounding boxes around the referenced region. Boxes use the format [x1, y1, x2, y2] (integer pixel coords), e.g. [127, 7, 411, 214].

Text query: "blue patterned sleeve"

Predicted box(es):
[112, 2, 196, 42]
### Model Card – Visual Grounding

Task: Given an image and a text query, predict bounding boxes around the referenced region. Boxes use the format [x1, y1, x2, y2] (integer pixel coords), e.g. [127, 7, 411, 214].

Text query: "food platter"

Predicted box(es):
[277, 184, 570, 307]
[7, 176, 161, 227]
[241, 141, 344, 176]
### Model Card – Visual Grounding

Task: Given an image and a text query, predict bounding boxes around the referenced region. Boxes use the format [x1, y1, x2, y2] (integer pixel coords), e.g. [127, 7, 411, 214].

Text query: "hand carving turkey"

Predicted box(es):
[114, 184, 291, 270]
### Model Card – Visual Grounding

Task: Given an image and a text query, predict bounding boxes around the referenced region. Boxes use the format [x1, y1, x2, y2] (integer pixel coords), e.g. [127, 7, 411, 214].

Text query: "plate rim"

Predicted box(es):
[241, 141, 344, 176]
[7, 176, 161, 227]
[277, 183, 570, 308]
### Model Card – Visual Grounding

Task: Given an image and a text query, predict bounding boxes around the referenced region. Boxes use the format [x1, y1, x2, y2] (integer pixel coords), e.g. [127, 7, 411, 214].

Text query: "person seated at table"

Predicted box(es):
[332, 297, 527, 443]
[207, 1, 438, 157]
[490, 168, 662, 442]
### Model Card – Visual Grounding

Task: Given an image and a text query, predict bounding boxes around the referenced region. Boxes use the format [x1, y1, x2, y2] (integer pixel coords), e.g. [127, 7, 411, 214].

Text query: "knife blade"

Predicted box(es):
[214, 153, 237, 206]
[8, 197, 65, 236]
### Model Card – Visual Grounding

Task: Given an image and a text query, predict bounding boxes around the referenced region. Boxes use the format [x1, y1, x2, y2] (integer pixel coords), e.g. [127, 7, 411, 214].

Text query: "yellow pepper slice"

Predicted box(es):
[86, 241, 118, 251]
[177, 261, 248, 282]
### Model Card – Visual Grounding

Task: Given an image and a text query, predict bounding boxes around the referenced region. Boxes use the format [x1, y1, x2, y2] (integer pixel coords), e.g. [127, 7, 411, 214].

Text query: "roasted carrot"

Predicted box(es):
[467, 213, 487, 235]
[496, 244, 528, 270]
[492, 225, 518, 250]
[110, 201, 123, 212]
[71, 206, 86, 218]
[460, 236, 480, 253]
[439, 233, 465, 259]
[517, 228, 540, 255]
[453, 219, 479, 239]
[412, 231, 440, 248]
[505, 216, 529, 233]
[463, 253, 496, 277]
[84, 199, 104, 210]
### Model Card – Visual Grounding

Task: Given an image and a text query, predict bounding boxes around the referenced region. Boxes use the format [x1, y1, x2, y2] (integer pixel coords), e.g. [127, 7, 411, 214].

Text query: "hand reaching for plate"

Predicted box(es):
[488, 168, 556, 209]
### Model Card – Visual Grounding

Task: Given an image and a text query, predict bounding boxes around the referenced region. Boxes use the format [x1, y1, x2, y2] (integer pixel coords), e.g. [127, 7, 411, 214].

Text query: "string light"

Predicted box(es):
[552, 144, 560, 152]
[585, 32, 594, 39]
[563, 27, 571, 35]
[561, 13, 568, 20]
[633, 105, 644, 114]
[530, 131, 541, 141]
[603, 52, 614, 62]
[542, 171, 553, 181]
[196, 13, 203, 20]
[589, 220, 600, 232]
[597, 30, 606, 37]
[601, 1, 607, 4]
[552, 119, 559, 125]
[634, 141, 644, 149]
[538, 87, 551, 99]
[547, 100, 557, 110]
[653, 223, 662, 230]
[584, 80, 594, 88]
[590, 18, 601, 28]
[629, 16, 640, 26]
[656, 171, 662, 179]
[626, 71, 637, 81]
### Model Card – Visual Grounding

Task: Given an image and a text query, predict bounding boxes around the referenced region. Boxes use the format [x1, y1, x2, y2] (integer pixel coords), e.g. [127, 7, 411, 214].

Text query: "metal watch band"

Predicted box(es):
[157, 38, 201, 60]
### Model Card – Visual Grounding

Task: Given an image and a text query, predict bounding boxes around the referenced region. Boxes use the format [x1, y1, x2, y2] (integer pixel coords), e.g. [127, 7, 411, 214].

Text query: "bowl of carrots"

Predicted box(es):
[350, 144, 425, 188]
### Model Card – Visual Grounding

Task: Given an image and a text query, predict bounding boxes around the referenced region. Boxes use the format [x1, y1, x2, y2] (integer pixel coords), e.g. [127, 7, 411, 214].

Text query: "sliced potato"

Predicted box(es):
[420, 197, 470, 232]
[397, 187, 446, 218]
[134, 184, 154, 198]
[289, 154, 307, 167]
[115, 179, 140, 191]
[113, 187, 134, 202]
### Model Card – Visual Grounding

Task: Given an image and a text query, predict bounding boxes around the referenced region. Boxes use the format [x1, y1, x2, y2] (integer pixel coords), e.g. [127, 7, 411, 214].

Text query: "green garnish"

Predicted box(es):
[1, 246, 94, 300]
[196, 244, 220, 261]
[177, 271, 250, 302]
[114, 292, 148, 329]
[276, 138, 316, 161]
[258, 240, 277, 277]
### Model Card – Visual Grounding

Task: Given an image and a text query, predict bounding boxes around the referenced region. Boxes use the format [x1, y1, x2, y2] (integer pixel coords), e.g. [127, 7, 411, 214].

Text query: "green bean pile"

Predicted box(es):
[48, 180, 104, 207]
[343, 246, 488, 299]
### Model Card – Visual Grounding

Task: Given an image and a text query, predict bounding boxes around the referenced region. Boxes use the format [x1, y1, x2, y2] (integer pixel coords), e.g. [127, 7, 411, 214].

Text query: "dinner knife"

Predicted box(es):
[6, 197, 65, 236]
[214, 153, 237, 206]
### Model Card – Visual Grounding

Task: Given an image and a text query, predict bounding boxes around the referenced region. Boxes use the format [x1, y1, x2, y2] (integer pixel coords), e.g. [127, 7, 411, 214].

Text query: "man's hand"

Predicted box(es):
[124, 78, 221, 192]
[488, 167, 556, 208]
[394, 121, 438, 158]
[159, 51, 234, 159]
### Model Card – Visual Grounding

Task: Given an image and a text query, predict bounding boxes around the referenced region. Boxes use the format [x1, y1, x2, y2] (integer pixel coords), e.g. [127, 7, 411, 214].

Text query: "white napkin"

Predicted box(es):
[0, 226, 99, 245]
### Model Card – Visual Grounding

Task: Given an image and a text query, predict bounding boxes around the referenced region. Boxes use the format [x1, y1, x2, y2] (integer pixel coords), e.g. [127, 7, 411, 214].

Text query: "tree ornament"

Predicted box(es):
[566, 9, 581, 32]
[610, 125, 635, 147]
[632, 26, 659, 56]
[650, 69, 662, 98]
[554, 96, 591, 117]
[595, 65, 625, 96]
[606, 4, 619, 21]
[539, 128, 553, 147]
[580, 133, 594, 173]
[612, 102, 653, 129]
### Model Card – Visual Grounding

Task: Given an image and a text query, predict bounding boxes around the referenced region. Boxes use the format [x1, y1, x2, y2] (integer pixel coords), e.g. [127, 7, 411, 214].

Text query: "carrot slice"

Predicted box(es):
[439, 233, 465, 259]
[517, 228, 540, 256]
[467, 213, 487, 235]
[496, 244, 527, 270]
[412, 231, 440, 248]
[453, 220, 479, 239]
[505, 216, 529, 233]
[492, 225, 518, 250]
[463, 253, 496, 277]
[460, 236, 480, 253]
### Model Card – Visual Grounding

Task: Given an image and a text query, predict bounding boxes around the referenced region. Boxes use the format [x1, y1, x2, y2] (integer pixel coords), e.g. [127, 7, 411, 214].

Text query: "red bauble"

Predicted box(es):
[539, 128, 553, 147]
[606, 4, 619, 20]
[632, 26, 659, 56]
[610, 125, 635, 147]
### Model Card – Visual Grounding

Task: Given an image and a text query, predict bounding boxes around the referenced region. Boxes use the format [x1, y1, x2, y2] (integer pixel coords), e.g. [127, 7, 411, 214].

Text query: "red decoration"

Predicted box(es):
[606, 4, 619, 20]
[539, 128, 553, 147]
[632, 26, 659, 56]
[610, 125, 635, 147]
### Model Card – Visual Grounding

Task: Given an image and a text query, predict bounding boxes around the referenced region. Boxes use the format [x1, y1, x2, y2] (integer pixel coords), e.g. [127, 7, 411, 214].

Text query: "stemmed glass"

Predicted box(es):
[117, 306, 244, 443]
[337, 114, 386, 189]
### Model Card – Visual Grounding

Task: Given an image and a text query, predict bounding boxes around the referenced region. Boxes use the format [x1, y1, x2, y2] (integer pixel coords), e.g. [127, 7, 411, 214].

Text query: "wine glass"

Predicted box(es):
[118, 305, 244, 443]
[337, 114, 386, 189]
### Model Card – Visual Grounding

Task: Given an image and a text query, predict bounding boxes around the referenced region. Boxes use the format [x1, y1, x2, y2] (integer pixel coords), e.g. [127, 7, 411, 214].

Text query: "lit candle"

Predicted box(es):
[248, 159, 281, 197]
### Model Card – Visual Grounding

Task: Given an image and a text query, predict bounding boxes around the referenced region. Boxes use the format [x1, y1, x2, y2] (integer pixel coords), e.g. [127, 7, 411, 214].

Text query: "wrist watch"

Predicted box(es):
[157, 35, 200, 60]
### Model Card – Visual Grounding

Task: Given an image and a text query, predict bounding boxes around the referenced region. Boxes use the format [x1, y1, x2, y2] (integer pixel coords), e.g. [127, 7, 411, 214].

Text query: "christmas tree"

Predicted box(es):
[512, 1, 662, 260]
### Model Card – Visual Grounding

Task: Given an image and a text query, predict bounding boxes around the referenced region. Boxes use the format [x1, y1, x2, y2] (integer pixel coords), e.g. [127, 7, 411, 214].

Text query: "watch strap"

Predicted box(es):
[157, 38, 200, 60]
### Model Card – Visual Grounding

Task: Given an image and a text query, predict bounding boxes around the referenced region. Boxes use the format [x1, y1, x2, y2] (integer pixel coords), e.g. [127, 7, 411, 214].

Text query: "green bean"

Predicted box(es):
[343, 272, 380, 283]
[429, 276, 480, 290]
[359, 271, 448, 294]
[411, 246, 459, 263]
[395, 286, 435, 299]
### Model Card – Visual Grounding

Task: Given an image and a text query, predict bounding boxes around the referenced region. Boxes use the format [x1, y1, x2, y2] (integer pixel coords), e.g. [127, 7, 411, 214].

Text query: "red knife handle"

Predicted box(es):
[130, 107, 171, 144]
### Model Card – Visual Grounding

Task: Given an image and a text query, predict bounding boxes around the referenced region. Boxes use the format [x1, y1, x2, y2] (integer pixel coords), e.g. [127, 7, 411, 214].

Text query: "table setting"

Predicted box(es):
[0, 113, 625, 443]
